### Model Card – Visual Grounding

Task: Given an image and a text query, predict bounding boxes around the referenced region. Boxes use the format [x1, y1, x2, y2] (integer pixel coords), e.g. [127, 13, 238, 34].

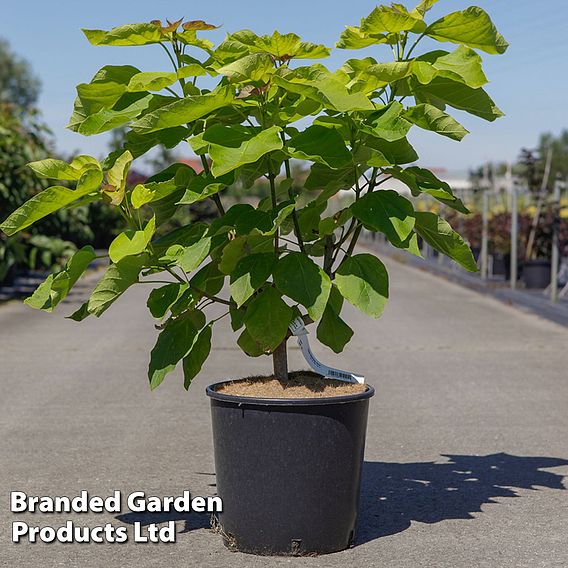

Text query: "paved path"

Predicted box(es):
[1, 257, 568, 568]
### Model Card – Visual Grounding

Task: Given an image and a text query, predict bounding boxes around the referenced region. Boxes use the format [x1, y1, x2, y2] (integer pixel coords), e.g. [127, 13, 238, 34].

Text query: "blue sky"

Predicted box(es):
[3, 0, 567, 171]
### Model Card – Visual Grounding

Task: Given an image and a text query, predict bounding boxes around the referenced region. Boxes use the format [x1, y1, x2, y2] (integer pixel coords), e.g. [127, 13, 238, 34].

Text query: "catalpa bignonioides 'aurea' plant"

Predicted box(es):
[0, 1, 508, 387]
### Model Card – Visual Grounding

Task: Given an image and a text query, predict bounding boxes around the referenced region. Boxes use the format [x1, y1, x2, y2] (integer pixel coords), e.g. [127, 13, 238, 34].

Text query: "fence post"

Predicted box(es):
[510, 183, 518, 290]
[550, 180, 561, 303]
[438, 204, 446, 265]
[481, 189, 489, 280]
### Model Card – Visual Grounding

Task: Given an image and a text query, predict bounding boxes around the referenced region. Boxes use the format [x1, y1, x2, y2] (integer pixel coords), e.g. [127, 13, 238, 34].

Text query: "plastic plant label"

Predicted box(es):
[288, 317, 365, 384]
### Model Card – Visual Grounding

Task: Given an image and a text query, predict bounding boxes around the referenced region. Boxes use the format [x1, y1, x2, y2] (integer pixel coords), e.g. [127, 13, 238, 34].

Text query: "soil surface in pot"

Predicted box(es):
[217, 372, 367, 399]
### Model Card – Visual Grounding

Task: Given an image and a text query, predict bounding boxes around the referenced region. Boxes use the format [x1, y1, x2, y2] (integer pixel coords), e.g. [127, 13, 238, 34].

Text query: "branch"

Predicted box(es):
[200, 155, 225, 216]
[158, 42, 178, 72]
[164, 266, 187, 284]
[190, 285, 233, 307]
[267, 172, 280, 255]
[333, 168, 380, 269]
[404, 32, 425, 60]
[281, 144, 306, 253]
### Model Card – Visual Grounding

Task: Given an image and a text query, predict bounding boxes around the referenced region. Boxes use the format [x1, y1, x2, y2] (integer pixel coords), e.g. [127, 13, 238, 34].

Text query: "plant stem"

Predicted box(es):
[190, 285, 232, 306]
[344, 224, 363, 258]
[159, 42, 178, 72]
[164, 266, 186, 284]
[282, 151, 305, 254]
[272, 339, 288, 380]
[334, 168, 380, 269]
[268, 172, 280, 254]
[210, 311, 230, 324]
[200, 155, 225, 216]
[268, 172, 277, 209]
[165, 86, 181, 98]
[404, 33, 425, 60]
[323, 235, 334, 275]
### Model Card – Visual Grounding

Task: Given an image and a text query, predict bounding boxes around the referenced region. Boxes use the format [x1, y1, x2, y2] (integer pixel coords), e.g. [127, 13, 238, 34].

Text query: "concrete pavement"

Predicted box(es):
[1, 256, 567, 567]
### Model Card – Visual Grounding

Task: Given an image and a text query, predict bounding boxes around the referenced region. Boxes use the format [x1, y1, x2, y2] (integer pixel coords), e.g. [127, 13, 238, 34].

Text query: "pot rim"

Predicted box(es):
[206, 379, 375, 407]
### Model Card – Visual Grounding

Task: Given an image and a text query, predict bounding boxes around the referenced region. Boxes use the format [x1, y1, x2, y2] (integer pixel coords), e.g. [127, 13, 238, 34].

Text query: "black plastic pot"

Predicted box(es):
[522, 260, 552, 289]
[491, 253, 507, 277]
[206, 380, 374, 556]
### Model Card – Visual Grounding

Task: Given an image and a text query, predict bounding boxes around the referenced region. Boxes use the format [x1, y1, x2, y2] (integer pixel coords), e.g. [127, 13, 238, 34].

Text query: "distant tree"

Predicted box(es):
[0, 40, 122, 283]
[0, 38, 41, 112]
[538, 130, 568, 188]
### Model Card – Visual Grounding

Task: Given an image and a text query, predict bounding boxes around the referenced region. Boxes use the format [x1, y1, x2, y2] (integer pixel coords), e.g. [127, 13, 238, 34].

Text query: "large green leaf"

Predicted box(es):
[131, 180, 176, 209]
[362, 136, 418, 166]
[361, 5, 426, 34]
[83, 23, 163, 46]
[305, 163, 356, 192]
[413, 0, 439, 16]
[148, 313, 198, 390]
[131, 87, 233, 134]
[204, 125, 283, 176]
[414, 77, 503, 122]
[360, 101, 412, 142]
[414, 211, 478, 271]
[86, 254, 147, 317]
[217, 30, 330, 63]
[147, 283, 189, 319]
[273, 252, 331, 321]
[177, 171, 234, 205]
[421, 46, 488, 89]
[403, 103, 469, 141]
[388, 166, 469, 213]
[182, 325, 212, 389]
[176, 237, 212, 273]
[104, 150, 133, 206]
[230, 253, 277, 307]
[73, 94, 156, 136]
[337, 27, 386, 50]
[350, 60, 435, 93]
[426, 7, 509, 54]
[176, 29, 215, 52]
[335, 253, 389, 318]
[316, 285, 353, 353]
[75, 66, 140, 114]
[218, 234, 274, 274]
[218, 53, 274, 82]
[244, 287, 294, 353]
[151, 189, 185, 226]
[0, 169, 103, 236]
[351, 190, 415, 244]
[272, 67, 374, 112]
[191, 262, 225, 297]
[287, 125, 351, 168]
[108, 216, 155, 263]
[127, 71, 178, 92]
[119, 126, 190, 160]
[77, 83, 126, 114]
[237, 328, 265, 357]
[132, 163, 195, 208]
[24, 246, 96, 312]
[296, 201, 327, 242]
[28, 155, 100, 181]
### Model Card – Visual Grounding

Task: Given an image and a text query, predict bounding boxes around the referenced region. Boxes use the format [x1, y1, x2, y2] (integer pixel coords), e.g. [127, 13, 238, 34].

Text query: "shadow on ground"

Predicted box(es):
[115, 509, 212, 534]
[357, 452, 568, 544]
[114, 453, 568, 543]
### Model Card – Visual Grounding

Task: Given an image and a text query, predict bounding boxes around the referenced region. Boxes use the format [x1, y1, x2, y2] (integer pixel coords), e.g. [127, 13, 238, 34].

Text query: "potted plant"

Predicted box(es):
[487, 211, 511, 278]
[0, 2, 507, 556]
[517, 149, 555, 288]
